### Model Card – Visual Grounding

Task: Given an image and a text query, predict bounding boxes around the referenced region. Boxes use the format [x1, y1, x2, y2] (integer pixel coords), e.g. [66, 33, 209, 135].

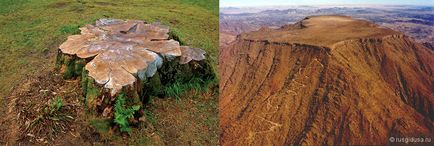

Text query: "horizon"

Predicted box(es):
[220, 0, 434, 7]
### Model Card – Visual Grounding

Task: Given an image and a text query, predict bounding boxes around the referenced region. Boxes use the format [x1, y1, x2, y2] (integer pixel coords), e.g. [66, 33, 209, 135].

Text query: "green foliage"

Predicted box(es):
[28, 96, 65, 130]
[114, 93, 140, 135]
[164, 81, 184, 101]
[51, 96, 63, 114]
[164, 76, 214, 101]
[59, 24, 81, 34]
[168, 29, 186, 45]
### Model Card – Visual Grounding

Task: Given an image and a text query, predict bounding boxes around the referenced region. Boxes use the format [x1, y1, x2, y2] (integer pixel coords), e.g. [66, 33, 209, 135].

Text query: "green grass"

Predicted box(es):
[0, 0, 219, 99]
[164, 76, 215, 101]
[51, 96, 63, 114]
[59, 24, 81, 34]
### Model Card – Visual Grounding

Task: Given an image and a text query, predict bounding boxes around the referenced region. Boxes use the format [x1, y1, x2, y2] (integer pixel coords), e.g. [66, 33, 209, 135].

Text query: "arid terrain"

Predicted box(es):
[220, 5, 434, 46]
[220, 15, 433, 145]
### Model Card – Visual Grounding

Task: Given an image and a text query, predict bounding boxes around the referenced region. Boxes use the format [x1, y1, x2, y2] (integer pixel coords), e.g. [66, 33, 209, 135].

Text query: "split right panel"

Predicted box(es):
[219, 0, 434, 145]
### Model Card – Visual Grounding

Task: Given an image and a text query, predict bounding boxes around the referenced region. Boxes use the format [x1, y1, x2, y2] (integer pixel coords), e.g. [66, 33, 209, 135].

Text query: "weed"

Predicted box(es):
[51, 96, 63, 114]
[114, 93, 141, 135]
[28, 96, 66, 130]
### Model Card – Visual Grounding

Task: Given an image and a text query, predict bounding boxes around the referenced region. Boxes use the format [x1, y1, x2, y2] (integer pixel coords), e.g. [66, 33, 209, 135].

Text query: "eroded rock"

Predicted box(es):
[220, 15, 434, 145]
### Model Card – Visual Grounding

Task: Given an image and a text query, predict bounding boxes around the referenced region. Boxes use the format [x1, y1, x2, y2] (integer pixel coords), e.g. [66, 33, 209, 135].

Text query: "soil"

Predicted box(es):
[0, 70, 101, 145]
[0, 68, 218, 145]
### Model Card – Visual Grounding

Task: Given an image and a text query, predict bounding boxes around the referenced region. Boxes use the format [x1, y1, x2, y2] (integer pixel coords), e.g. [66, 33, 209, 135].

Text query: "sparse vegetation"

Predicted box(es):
[51, 96, 63, 114]
[143, 109, 157, 126]
[28, 96, 66, 130]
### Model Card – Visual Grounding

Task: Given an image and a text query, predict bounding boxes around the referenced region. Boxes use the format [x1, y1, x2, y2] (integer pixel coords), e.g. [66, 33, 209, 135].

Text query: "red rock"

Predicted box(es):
[220, 15, 433, 145]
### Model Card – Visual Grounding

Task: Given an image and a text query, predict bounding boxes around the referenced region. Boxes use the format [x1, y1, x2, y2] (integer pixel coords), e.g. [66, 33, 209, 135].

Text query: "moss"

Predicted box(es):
[54, 52, 64, 71]
[74, 59, 86, 76]
[159, 59, 193, 84]
[85, 77, 100, 111]
[62, 56, 75, 79]
[143, 72, 164, 99]
[89, 118, 112, 134]
[80, 69, 88, 96]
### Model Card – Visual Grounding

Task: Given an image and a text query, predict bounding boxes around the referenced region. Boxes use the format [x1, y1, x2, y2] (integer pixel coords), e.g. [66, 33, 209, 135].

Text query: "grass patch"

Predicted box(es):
[0, 0, 218, 99]
[0, 0, 29, 15]
[59, 24, 81, 34]
[164, 76, 215, 102]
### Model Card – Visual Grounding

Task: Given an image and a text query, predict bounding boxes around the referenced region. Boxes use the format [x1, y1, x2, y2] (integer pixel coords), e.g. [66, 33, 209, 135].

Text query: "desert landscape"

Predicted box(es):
[220, 5, 434, 46]
[220, 11, 433, 146]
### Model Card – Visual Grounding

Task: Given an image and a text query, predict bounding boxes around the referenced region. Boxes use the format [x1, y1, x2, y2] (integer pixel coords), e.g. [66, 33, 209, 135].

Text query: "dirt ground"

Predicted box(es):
[0, 69, 219, 145]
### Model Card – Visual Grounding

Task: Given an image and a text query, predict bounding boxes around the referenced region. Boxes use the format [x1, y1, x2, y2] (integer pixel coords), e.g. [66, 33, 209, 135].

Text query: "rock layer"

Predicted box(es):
[219, 15, 433, 145]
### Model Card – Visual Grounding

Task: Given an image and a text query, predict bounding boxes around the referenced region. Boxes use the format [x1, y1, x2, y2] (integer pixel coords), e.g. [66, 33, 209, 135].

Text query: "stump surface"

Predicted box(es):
[59, 18, 206, 95]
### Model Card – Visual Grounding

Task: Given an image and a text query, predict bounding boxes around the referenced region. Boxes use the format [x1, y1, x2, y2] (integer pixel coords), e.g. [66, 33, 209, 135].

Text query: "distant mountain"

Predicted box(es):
[220, 5, 434, 44]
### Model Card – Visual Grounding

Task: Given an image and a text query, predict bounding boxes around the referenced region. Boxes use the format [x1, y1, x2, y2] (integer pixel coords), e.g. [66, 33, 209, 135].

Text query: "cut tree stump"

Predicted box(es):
[55, 19, 214, 131]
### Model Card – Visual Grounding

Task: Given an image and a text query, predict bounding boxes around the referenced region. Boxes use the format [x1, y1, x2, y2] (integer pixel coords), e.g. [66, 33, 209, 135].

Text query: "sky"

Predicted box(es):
[220, 0, 434, 7]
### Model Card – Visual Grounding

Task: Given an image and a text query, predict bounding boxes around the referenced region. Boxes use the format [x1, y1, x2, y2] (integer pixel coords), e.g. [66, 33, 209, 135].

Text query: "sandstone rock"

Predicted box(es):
[220, 15, 433, 145]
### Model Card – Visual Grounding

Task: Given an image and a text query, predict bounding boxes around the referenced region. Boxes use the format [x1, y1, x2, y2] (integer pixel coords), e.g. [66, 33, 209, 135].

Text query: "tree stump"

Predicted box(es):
[55, 18, 214, 134]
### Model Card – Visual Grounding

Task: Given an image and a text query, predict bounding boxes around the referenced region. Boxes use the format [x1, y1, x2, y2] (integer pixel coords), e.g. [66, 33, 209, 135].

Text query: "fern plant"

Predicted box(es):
[114, 93, 140, 135]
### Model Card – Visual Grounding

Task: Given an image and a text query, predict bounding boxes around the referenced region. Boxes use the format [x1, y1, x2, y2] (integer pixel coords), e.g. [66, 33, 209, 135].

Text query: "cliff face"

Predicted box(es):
[219, 16, 434, 145]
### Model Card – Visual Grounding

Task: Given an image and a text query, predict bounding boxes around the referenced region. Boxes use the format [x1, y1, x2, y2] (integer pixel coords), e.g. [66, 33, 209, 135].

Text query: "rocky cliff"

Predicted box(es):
[219, 15, 433, 145]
